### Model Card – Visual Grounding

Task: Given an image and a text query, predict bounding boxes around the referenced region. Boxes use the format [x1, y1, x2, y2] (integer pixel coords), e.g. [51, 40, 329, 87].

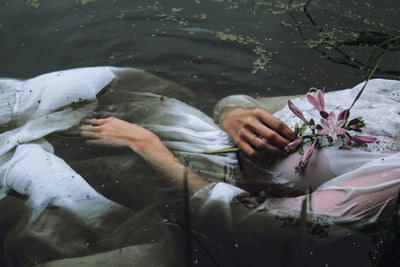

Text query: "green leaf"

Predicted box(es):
[298, 146, 304, 155]
[294, 123, 300, 136]
[298, 124, 307, 136]
[309, 118, 315, 126]
[347, 117, 361, 126]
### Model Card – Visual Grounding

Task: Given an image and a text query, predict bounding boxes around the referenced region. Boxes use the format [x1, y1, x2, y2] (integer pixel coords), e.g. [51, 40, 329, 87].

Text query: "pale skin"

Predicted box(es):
[220, 108, 297, 159]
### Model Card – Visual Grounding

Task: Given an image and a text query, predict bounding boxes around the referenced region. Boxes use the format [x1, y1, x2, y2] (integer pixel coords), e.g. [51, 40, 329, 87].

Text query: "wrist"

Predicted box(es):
[128, 135, 161, 154]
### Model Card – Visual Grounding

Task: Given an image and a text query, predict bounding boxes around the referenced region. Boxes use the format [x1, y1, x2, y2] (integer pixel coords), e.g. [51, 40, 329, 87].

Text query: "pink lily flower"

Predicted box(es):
[338, 109, 350, 122]
[319, 112, 347, 138]
[307, 89, 325, 112]
[284, 138, 302, 152]
[320, 110, 329, 119]
[288, 100, 309, 124]
[295, 139, 317, 173]
[352, 135, 377, 144]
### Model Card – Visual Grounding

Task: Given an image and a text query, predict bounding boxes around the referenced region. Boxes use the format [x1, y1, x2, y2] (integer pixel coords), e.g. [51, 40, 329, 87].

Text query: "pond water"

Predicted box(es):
[1, 0, 399, 111]
[0, 0, 399, 266]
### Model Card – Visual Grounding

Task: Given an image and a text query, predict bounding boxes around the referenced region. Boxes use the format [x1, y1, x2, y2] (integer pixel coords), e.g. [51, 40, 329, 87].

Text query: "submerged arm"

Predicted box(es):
[81, 117, 210, 196]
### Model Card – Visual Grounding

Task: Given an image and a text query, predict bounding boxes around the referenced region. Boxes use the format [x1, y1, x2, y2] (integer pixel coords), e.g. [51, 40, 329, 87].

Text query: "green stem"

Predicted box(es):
[175, 147, 240, 155]
[349, 50, 387, 110]
[301, 134, 319, 138]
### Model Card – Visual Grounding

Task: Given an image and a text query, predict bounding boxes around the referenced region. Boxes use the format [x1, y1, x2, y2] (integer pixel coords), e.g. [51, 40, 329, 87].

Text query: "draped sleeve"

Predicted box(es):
[213, 94, 298, 126]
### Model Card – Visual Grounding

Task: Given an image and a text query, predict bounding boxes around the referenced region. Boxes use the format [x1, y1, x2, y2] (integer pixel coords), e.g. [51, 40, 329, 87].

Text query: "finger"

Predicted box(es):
[80, 124, 99, 132]
[254, 109, 297, 141]
[261, 142, 287, 157]
[249, 121, 290, 149]
[242, 131, 287, 157]
[240, 128, 270, 151]
[236, 140, 264, 159]
[276, 122, 297, 141]
[90, 118, 106, 125]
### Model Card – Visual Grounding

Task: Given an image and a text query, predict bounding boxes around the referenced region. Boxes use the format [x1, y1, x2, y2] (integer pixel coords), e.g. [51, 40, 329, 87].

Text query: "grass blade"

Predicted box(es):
[183, 168, 192, 267]
[299, 188, 310, 267]
[176, 147, 240, 155]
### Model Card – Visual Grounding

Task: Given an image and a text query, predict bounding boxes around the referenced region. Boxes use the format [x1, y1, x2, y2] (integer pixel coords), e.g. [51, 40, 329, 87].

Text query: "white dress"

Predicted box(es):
[0, 67, 399, 266]
[1, 67, 399, 223]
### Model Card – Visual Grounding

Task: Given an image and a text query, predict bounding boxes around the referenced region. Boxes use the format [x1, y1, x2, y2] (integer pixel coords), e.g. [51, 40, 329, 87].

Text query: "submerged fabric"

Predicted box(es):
[0, 67, 398, 266]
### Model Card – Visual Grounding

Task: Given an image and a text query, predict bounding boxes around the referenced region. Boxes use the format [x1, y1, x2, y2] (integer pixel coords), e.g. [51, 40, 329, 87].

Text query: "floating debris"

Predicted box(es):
[77, 0, 95, 6]
[25, 0, 40, 8]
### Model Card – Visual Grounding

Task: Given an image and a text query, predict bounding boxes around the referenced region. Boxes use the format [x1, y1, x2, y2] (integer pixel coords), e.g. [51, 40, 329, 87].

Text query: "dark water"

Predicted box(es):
[0, 0, 399, 266]
[1, 0, 399, 112]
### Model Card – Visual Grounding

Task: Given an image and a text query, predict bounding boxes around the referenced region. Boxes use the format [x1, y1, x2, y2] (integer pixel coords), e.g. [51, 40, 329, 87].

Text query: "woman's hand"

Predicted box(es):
[80, 117, 163, 156]
[220, 108, 296, 159]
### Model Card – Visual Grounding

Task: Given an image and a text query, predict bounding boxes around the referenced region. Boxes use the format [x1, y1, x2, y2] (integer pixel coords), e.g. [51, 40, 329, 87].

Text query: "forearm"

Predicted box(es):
[130, 138, 210, 196]
[81, 117, 210, 196]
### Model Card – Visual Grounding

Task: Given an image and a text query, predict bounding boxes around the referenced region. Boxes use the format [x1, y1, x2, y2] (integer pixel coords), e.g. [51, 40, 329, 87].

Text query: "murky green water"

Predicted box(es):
[1, 0, 399, 111]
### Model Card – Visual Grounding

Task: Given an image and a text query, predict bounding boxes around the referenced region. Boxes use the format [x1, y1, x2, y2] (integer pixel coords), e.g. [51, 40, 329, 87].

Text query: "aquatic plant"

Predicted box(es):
[25, 0, 40, 8]
[287, 0, 400, 80]
[371, 190, 400, 266]
[298, 188, 310, 267]
[183, 168, 193, 267]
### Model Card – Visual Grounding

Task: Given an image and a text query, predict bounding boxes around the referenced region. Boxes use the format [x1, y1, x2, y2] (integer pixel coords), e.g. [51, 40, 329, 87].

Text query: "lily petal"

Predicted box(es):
[338, 109, 350, 121]
[317, 90, 325, 111]
[335, 128, 347, 135]
[320, 110, 329, 119]
[295, 139, 317, 173]
[284, 138, 302, 152]
[335, 119, 346, 128]
[321, 118, 330, 129]
[319, 129, 329, 135]
[288, 100, 308, 124]
[328, 117, 335, 128]
[352, 135, 377, 143]
[307, 93, 322, 111]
